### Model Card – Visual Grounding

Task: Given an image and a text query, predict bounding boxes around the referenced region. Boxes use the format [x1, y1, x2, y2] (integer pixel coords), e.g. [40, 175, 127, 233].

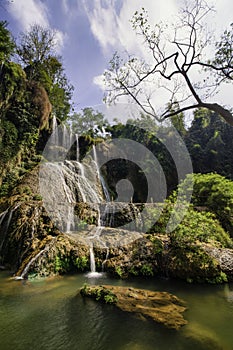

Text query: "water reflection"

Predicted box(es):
[0, 272, 233, 350]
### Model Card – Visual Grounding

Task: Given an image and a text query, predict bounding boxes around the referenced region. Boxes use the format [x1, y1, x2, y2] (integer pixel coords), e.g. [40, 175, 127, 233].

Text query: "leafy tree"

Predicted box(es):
[16, 24, 55, 68]
[103, 0, 233, 125]
[209, 23, 233, 83]
[69, 107, 109, 135]
[185, 108, 233, 177]
[16, 24, 73, 120]
[176, 173, 233, 236]
[0, 20, 15, 64]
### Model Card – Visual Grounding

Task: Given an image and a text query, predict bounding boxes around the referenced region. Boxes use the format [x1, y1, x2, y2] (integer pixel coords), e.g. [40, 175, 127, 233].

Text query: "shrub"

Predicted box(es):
[170, 208, 233, 249]
[74, 256, 88, 271]
[176, 173, 233, 236]
[140, 264, 154, 276]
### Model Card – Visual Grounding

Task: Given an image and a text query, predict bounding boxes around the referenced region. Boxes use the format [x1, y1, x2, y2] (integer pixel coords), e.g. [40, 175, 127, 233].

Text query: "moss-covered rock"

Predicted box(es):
[80, 284, 187, 330]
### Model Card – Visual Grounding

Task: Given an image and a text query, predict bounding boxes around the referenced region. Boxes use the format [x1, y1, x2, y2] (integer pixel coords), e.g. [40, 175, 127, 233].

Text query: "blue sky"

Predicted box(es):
[1, 0, 232, 118]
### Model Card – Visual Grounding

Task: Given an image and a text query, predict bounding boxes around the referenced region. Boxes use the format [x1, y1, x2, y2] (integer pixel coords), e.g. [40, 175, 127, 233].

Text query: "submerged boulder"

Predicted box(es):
[80, 284, 187, 330]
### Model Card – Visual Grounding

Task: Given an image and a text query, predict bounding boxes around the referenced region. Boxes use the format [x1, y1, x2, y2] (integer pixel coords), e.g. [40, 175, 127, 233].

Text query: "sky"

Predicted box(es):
[0, 0, 233, 118]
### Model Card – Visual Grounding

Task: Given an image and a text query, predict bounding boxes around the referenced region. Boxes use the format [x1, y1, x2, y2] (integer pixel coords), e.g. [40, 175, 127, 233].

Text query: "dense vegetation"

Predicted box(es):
[0, 21, 73, 196]
[1, 21, 233, 284]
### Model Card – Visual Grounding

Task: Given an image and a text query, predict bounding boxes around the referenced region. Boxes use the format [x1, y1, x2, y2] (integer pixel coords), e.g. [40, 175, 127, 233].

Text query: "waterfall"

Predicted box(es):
[41, 124, 113, 275]
[93, 145, 110, 202]
[0, 203, 21, 253]
[62, 124, 72, 151]
[16, 238, 56, 280]
[51, 115, 59, 145]
[102, 247, 109, 272]
[75, 134, 79, 161]
[0, 209, 9, 226]
[89, 244, 96, 272]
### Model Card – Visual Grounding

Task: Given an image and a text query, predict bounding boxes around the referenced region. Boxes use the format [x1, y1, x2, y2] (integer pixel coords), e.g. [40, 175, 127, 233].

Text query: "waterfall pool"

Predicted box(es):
[0, 271, 233, 350]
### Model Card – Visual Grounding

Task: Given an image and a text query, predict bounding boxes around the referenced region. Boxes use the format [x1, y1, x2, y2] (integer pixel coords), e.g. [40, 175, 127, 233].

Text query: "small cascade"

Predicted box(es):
[51, 115, 59, 145]
[16, 238, 56, 280]
[86, 242, 103, 278]
[102, 247, 109, 272]
[0, 203, 21, 253]
[75, 134, 79, 161]
[0, 209, 9, 226]
[89, 244, 96, 273]
[62, 124, 72, 151]
[93, 145, 110, 202]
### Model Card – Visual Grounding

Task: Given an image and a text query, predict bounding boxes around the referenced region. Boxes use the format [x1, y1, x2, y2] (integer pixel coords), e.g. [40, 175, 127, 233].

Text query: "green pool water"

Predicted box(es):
[0, 271, 233, 350]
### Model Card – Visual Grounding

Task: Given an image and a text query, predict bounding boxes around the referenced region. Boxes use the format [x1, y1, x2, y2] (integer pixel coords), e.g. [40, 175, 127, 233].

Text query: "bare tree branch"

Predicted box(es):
[103, 0, 233, 125]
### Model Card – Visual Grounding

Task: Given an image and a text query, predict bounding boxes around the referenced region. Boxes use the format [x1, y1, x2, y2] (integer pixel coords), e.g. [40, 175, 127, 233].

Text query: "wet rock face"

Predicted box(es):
[203, 246, 233, 280]
[0, 199, 90, 277]
[80, 284, 187, 330]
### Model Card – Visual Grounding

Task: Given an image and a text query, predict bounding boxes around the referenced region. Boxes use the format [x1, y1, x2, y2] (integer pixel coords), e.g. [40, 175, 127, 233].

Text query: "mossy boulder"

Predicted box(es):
[80, 284, 187, 330]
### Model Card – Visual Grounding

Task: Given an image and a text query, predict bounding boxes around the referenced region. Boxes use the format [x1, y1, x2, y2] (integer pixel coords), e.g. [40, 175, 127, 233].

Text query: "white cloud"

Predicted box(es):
[82, 0, 119, 54]
[54, 30, 67, 54]
[8, 0, 49, 30]
[87, 0, 233, 115]
[61, 0, 69, 15]
[8, 0, 66, 53]
[83, 0, 178, 56]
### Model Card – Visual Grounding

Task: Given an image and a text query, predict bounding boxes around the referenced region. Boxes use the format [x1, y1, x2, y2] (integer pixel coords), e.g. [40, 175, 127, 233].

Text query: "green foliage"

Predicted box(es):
[54, 255, 71, 273]
[170, 245, 226, 284]
[0, 21, 15, 63]
[150, 237, 164, 254]
[185, 109, 233, 178]
[142, 206, 164, 233]
[16, 24, 73, 121]
[129, 266, 139, 276]
[69, 107, 109, 136]
[170, 208, 232, 249]
[140, 264, 154, 276]
[33, 194, 43, 201]
[80, 284, 118, 304]
[0, 61, 26, 107]
[74, 256, 88, 271]
[211, 23, 233, 81]
[115, 266, 124, 278]
[177, 173, 233, 236]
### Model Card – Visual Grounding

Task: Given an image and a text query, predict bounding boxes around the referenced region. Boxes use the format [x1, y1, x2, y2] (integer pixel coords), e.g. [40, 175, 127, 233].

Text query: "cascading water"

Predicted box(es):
[0, 203, 22, 254]
[93, 145, 110, 202]
[75, 134, 79, 161]
[89, 244, 96, 273]
[40, 120, 112, 277]
[15, 238, 57, 280]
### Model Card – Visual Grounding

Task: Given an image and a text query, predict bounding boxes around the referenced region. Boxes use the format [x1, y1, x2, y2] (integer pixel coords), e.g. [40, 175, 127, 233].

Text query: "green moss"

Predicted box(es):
[54, 255, 71, 273]
[140, 264, 154, 276]
[80, 284, 118, 304]
[169, 245, 225, 283]
[74, 256, 88, 271]
[129, 266, 139, 276]
[115, 266, 124, 278]
[33, 194, 43, 201]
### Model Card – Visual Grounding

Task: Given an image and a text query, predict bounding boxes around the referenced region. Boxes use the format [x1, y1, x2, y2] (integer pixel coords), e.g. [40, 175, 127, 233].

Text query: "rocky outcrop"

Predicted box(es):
[203, 245, 233, 280]
[0, 161, 233, 283]
[80, 284, 187, 330]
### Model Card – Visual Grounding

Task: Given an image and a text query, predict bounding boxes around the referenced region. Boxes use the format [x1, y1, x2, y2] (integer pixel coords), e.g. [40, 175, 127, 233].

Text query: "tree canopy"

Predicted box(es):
[103, 0, 233, 125]
[0, 21, 15, 63]
[16, 24, 73, 121]
[69, 107, 109, 136]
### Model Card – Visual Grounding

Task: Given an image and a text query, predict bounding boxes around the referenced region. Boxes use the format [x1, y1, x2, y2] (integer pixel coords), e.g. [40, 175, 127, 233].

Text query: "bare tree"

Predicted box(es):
[103, 0, 233, 125]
